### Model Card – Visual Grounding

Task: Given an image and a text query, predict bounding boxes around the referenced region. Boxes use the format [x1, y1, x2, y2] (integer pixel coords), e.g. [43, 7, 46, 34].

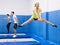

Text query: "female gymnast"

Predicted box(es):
[19, 2, 57, 27]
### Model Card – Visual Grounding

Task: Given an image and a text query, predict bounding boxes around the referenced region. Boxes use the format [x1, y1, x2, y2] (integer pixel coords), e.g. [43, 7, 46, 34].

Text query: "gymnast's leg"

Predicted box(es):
[7, 22, 11, 33]
[38, 18, 57, 27]
[19, 17, 34, 27]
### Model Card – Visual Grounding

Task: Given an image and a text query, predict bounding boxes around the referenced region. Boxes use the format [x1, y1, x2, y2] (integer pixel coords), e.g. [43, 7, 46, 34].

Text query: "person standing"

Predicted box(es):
[11, 11, 18, 38]
[4, 14, 11, 33]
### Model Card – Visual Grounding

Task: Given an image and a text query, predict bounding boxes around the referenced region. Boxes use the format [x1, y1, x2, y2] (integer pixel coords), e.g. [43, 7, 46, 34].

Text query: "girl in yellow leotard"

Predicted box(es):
[19, 2, 57, 27]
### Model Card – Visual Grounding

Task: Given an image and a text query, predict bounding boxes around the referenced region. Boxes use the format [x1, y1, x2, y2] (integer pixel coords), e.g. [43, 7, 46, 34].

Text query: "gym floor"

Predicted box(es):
[0, 34, 40, 45]
[0, 33, 55, 45]
[0, 33, 58, 45]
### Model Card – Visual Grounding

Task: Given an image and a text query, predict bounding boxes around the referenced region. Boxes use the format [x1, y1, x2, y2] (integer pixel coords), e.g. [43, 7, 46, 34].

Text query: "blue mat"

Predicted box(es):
[0, 41, 41, 45]
[0, 35, 31, 39]
[0, 34, 41, 45]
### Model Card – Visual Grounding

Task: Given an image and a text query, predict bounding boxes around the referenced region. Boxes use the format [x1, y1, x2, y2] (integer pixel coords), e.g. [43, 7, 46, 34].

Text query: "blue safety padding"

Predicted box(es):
[0, 34, 31, 39]
[0, 41, 41, 45]
[48, 10, 60, 45]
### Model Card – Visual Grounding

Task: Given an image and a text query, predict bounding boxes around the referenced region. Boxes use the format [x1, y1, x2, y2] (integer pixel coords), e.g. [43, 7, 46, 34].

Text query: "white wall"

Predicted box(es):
[30, 0, 47, 13]
[30, 0, 60, 13]
[0, 0, 60, 15]
[47, 0, 60, 12]
[0, 0, 30, 15]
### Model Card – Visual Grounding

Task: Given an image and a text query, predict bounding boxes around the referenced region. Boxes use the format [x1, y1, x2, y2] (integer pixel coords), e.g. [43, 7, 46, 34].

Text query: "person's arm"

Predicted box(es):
[32, 10, 35, 15]
[15, 16, 18, 24]
[39, 8, 42, 18]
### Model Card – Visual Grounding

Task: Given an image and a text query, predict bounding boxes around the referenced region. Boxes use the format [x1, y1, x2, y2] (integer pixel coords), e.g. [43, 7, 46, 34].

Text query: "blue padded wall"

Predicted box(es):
[0, 15, 8, 34]
[48, 10, 60, 45]
[16, 15, 30, 33]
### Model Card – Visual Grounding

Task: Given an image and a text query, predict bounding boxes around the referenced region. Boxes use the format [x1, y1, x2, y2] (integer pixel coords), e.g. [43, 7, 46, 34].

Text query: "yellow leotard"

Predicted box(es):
[32, 8, 40, 19]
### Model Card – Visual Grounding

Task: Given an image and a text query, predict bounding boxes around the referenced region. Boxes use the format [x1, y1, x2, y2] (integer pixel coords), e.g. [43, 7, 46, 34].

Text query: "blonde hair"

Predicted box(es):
[35, 2, 39, 7]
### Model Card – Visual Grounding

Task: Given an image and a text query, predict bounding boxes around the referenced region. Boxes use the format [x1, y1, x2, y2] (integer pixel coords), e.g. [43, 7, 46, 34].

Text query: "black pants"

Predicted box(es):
[14, 23, 17, 29]
[7, 22, 11, 33]
[33, 18, 38, 20]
